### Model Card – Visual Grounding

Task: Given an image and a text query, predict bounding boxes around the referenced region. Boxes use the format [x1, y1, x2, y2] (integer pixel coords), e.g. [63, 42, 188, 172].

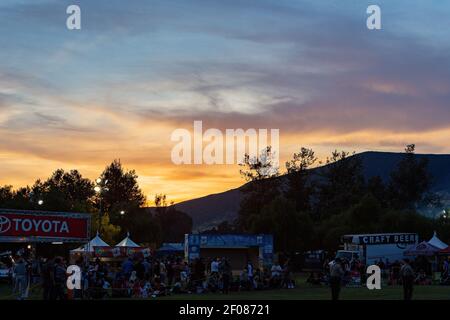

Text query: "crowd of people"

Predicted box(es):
[304, 255, 450, 300]
[3, 253, 295, 300]
[4, 250, 450, 300]
[305, 255, 450, 289]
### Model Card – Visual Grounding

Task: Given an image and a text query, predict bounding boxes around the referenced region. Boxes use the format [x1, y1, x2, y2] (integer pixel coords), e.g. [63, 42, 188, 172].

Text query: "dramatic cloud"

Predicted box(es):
[0, 0, 449, 202]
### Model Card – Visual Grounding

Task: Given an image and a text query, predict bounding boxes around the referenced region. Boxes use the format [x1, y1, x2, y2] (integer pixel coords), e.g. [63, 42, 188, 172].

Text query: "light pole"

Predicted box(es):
[29, 191, 44, 208]
[442, 209, 448, 223]
[94, 178, 109, 234]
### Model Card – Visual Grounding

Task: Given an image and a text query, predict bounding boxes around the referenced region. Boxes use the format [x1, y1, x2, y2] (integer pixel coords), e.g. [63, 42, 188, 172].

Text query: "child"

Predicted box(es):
[140, 280, 152, 298]
[128, 271, 137, 297]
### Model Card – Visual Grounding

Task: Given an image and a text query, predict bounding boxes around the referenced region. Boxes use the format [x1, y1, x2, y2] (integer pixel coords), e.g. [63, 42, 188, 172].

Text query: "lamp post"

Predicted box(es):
[94, 178, 109, 234]
[29, 191, 44, 208]
[442, 209, 448, 223]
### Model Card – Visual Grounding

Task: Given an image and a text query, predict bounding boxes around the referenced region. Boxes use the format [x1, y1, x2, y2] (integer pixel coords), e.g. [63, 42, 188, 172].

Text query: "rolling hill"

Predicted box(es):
[171, 151, 450, 230]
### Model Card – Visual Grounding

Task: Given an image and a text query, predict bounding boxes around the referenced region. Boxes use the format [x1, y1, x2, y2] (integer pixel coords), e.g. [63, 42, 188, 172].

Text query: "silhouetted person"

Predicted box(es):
[53, 257, 67, 300]
[329, 258, 345, 301]
[41, 258, 54, 300]
[220, 258, 232, 294]
[400, 259, 415, 300]
[13, 257, 28, 300]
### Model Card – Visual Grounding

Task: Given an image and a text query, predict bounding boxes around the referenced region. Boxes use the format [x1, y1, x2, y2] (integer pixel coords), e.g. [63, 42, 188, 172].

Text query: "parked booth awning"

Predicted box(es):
[115, 232, 140, 248]
[427, 231, 448, 250]
[404, 241, 440, 256]
[70, 232, 109, 253]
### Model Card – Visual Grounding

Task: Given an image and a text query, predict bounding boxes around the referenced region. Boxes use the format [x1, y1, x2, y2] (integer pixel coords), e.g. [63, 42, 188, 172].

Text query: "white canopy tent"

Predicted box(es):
[115, 232, 140, 248]
[70, 232, 110, 253]
[428, 231, 448, 250]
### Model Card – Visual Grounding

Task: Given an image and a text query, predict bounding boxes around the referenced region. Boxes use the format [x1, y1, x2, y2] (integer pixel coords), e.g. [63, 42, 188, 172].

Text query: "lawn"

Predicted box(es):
[1, 277, 449, 300]
[158, 284, 450, 300]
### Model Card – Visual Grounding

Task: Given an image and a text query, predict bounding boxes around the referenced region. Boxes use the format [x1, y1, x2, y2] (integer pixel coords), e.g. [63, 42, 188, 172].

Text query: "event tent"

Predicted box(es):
[70, 232, 110, 253]
[439, 246, 450, 254]
[404, 241, 440, 256]
[115, 233, 140, 248]
[158, 242, 183, 252]
[427, 231, 448, 249]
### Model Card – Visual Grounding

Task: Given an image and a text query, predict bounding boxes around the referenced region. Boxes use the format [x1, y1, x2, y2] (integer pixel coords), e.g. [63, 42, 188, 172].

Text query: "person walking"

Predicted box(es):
[329, 258, 345, 301]
[400, 259, 415, 300]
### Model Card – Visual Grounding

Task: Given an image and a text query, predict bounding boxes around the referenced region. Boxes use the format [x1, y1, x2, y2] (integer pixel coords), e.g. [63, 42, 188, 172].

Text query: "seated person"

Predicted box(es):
[140, 280, 152, 298]
[306, 272, 321, 285]
[415, 269, 431, 285]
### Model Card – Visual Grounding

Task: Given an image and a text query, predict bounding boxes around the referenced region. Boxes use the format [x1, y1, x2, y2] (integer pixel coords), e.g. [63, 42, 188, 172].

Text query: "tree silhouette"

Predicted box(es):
[237, 146, 280, 231]
[388, 144, 434, 210]
[285, 147, 317, 212]
[98, 159, 146, 224]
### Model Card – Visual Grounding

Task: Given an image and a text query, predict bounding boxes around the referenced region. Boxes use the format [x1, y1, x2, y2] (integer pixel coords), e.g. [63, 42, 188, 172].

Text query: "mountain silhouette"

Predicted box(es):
[171, 151, 450, 230]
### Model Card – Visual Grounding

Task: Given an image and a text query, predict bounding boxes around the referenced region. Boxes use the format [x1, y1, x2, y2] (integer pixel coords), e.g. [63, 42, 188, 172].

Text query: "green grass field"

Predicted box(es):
[158, 284, 450, 300]
[1, 277, 450, 300]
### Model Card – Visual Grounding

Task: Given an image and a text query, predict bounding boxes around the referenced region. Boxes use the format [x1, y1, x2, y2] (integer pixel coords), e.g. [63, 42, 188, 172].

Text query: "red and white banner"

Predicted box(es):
[92, 246, 153, 258]
[0, 209, 90, 243]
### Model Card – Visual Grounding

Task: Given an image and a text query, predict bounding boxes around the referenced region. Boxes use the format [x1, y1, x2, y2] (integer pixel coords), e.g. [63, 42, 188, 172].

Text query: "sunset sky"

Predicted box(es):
[1, 0, 449, 204]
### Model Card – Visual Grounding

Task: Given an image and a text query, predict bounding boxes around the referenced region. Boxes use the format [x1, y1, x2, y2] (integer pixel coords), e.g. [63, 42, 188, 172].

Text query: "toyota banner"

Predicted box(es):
[0, 209, 90, 243]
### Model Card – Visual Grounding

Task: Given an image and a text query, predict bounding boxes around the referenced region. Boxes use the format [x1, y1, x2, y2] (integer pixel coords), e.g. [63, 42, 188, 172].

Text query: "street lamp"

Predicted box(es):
[94, 178, 109, 234]
[120, 210, 125, 216]
[29, 191, 44, 207]
[439, 209, 449, 226]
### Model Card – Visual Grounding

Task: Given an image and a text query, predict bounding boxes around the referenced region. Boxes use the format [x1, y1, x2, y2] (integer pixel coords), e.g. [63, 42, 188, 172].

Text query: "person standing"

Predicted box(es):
[220, 258, 232, 294]
[246, 261, 254, 289]
[41, 258, 54, 300]
[442, 258, 449, 280]
[53, 257, 67, 300]
[210, 258, 220, 276]
[121, 257, 134, 279]
[142, 258, 151, 280]
[329, 258, 345, 301]
[400, 259, 415, 300]
[160, 260, 167, 285]
[13, 257, 28, 300]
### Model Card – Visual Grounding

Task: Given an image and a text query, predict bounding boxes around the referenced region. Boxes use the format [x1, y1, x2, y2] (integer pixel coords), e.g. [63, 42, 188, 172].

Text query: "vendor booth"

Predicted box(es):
[94, 233, 150, 260]
[157, 242, 184, 257]
[428, 231, 448, 250]
[0, 208, 91, 260]
[69, 232, 110, 263]
[405, 232, 449, 277]
[0, 208, 90, 243]
[116, 233, 140, 248]
[184, 234, 273, 272]
[70, 232, 109, 253]
[70, 232, 151, 263]
[341, 232, 418, 265]
[404, 241, 440, 256]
